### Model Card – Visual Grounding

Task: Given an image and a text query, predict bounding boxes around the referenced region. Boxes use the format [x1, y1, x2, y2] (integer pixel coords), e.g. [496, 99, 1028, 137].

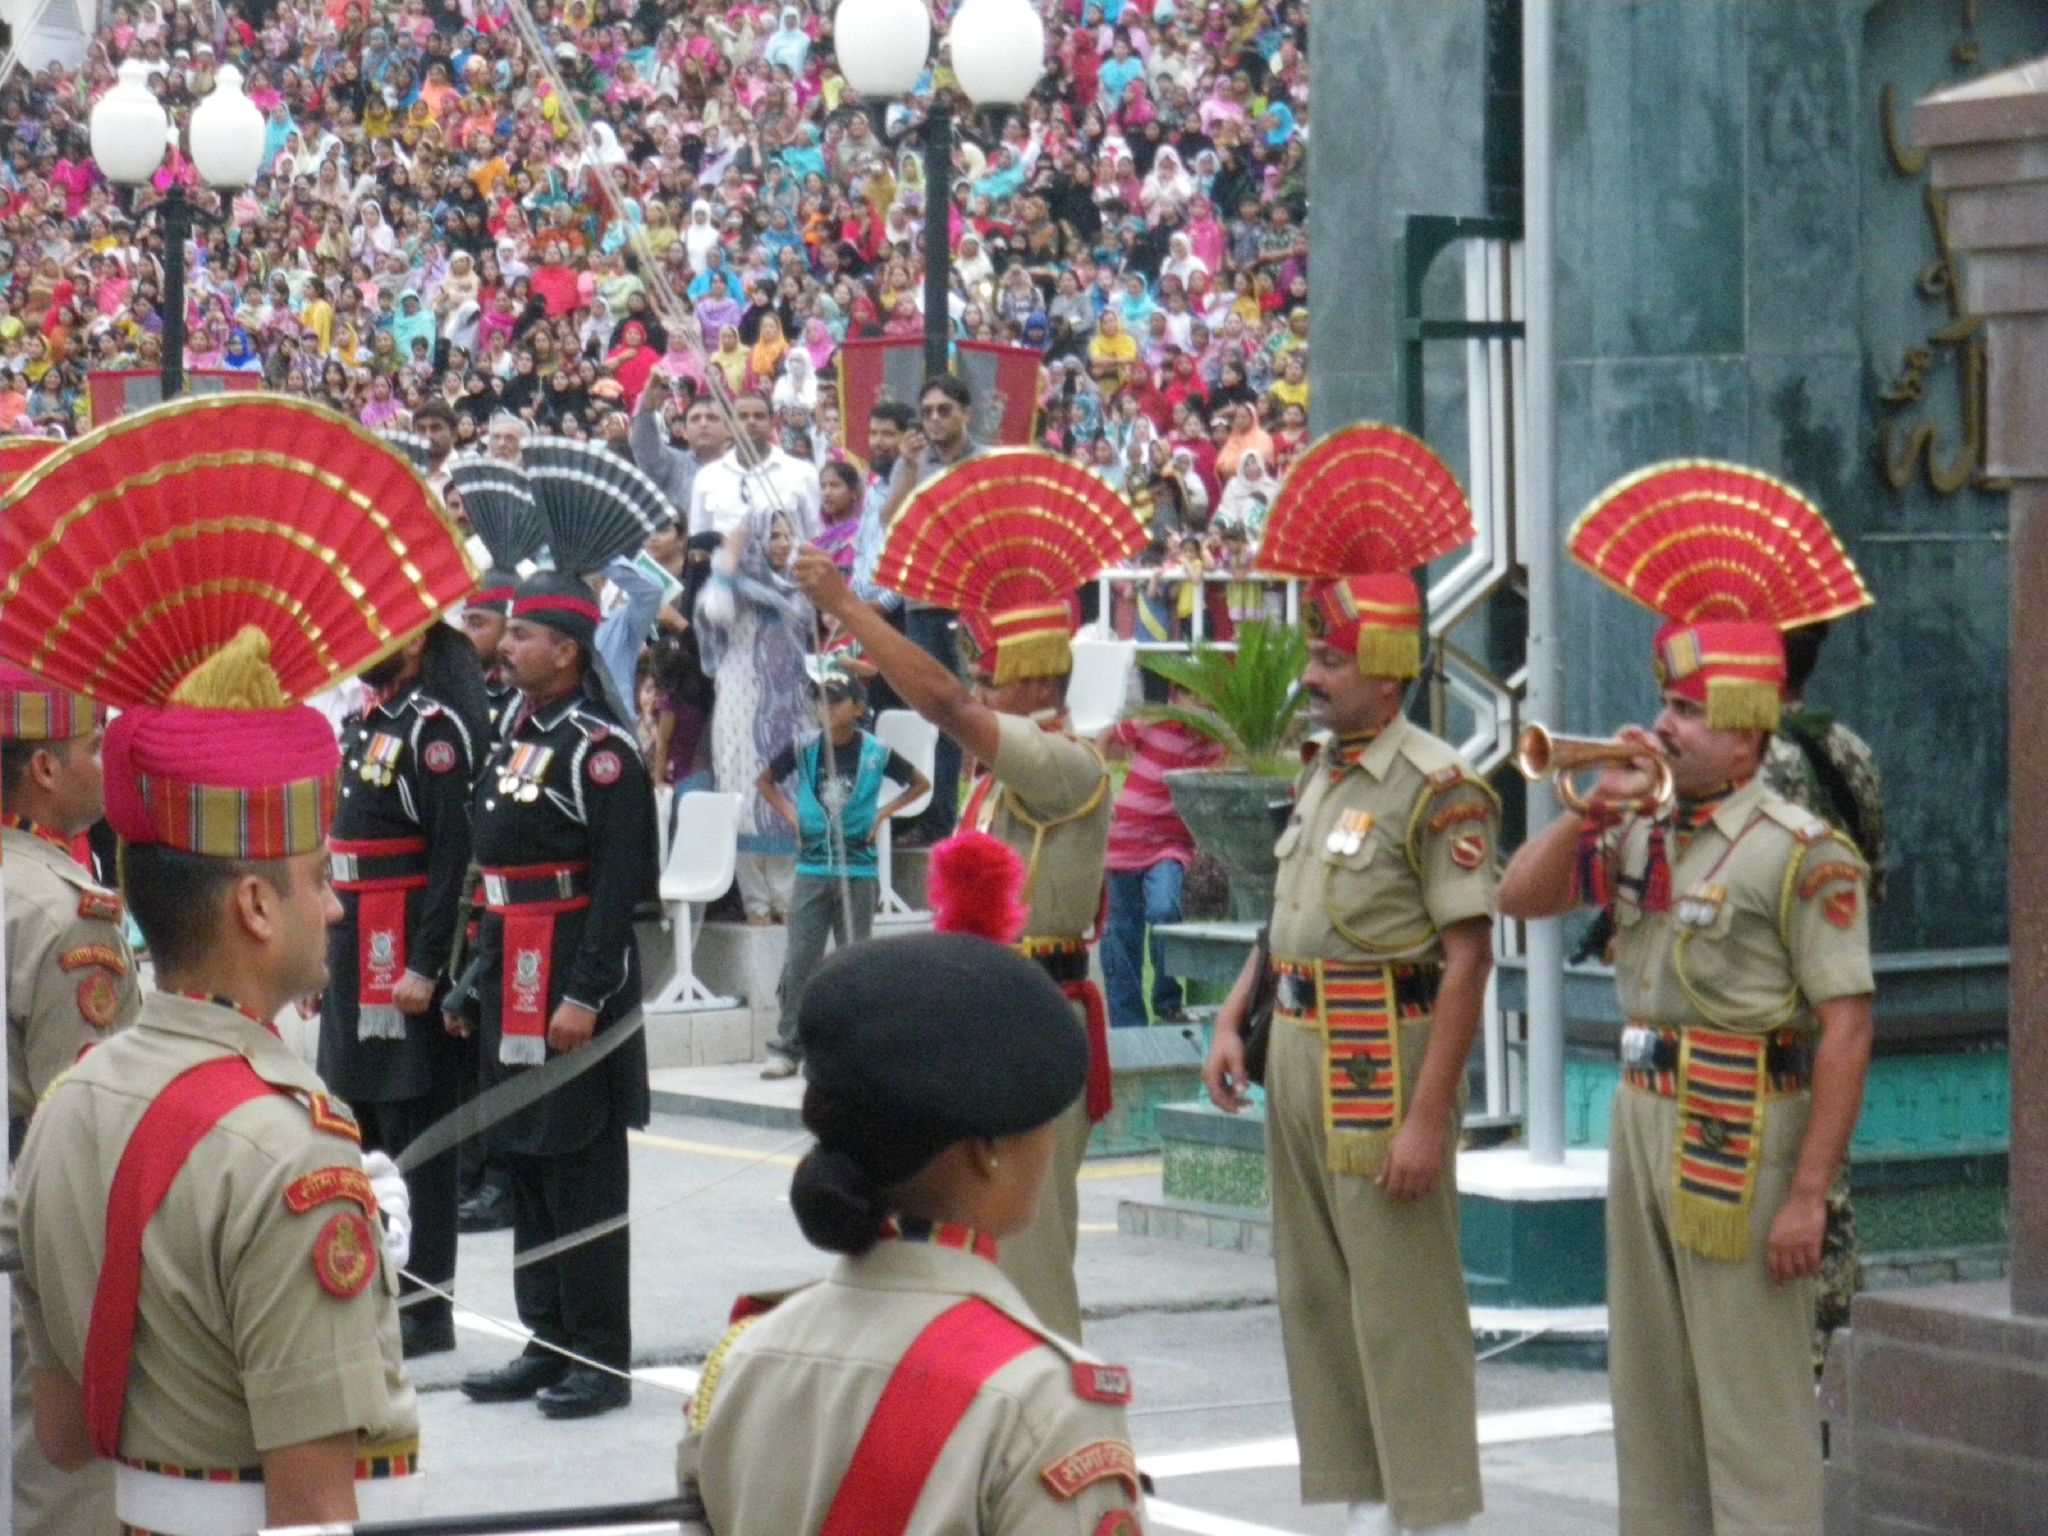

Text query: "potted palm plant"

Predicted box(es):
[1140, 620, 1308, 921]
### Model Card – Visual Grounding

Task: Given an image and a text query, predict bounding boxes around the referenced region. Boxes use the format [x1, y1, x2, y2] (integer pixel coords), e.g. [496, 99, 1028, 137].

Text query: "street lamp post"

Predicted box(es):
[835, 0, 1046, 382]
[89, 59, 265, 403]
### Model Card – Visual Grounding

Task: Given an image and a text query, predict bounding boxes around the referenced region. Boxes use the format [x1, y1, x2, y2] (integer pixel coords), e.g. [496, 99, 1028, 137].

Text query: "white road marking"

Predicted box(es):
[1140, 1400, 1613, 1481]
[1148, 1499, 1306, 1536]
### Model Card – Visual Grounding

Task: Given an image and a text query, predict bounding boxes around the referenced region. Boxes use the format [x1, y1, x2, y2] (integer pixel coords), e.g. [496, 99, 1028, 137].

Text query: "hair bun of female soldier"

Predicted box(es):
[789, 1145, 889, 1256]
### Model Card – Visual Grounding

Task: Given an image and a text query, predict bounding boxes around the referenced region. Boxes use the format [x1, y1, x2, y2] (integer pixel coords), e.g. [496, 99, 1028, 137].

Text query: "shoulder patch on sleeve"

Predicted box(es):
[312, 1208, 378, 1299]
[1822, 887, 1860, 929]
[1428, 799, 1491, 834]
[59, 944, 129, 976]
[587, 747, 624, 785]
[423, 739, 459, 774]
[1799, 860, 1865, 902]
[1072, 1362, 1134, 1405]
[305, 1092, 362, 1144]
[76, 971, 122, 1030]
[1449, 832, 1488, 871]
[1042, 1441, 1142, 1503]
[284, 1165, 378, 1219]
[77, 890, 123, 923]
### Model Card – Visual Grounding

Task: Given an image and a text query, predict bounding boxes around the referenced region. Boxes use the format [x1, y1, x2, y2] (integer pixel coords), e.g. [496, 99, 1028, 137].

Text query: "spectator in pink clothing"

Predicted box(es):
[1099, 704, 1228, 1029]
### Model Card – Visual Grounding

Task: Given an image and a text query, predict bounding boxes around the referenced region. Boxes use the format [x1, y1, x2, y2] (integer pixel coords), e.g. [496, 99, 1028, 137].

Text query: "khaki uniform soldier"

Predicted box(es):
[3, 665, 139, 1536]
[0, 397, 479, 1532]
[681, 931, 1147, 1536]
[1204, 425, 1496, 1536]
[1501, 460, 1877, 1536]
[795, 447, 1145, 1343]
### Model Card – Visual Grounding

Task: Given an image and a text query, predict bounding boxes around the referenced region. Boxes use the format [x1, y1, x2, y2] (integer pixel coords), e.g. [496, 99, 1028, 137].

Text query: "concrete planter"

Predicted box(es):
[1165, 769, 1292, 923]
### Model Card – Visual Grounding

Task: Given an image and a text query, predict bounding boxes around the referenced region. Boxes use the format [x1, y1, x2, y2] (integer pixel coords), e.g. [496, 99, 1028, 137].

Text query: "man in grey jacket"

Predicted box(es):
[629, 373, 731, 520]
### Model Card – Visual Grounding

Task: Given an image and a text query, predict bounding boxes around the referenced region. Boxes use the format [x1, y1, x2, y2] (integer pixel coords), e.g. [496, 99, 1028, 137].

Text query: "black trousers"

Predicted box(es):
[508, 1126, 631, 1370]
[356, 1082, 461, 1328]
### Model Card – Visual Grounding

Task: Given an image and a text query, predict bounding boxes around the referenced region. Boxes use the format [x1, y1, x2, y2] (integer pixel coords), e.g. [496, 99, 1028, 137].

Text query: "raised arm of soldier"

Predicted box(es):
[794, 547, 1006, 768]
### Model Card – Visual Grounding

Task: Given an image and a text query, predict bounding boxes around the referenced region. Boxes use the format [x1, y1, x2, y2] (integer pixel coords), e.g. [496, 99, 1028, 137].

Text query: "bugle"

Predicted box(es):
[1514, 723, 1675, 816]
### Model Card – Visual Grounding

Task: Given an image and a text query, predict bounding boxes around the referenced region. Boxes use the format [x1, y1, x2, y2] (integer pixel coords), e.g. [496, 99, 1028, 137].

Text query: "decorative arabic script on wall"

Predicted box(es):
[1873, 1, 2008, 497]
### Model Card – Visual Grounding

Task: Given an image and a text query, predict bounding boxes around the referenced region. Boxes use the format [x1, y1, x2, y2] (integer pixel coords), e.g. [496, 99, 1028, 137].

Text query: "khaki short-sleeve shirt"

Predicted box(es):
[681, 1241, 1146, 1536]
[982, 712, 1114, 941]
[1268, 717, 1500, 964]
[4, 827, 141, 1123]
[1607, 780, 1875, 1032]
[2, 993, 417, 1469]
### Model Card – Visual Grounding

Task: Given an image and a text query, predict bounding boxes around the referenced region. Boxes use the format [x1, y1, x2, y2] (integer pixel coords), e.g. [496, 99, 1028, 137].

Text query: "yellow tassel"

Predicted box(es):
[1705, 677, 1782, 733]
[170, 626, 289, 711]
[1354, 627, 1421, 681]
[1672, 1191, 1754, 1263]
[991, 630, 1074, 687]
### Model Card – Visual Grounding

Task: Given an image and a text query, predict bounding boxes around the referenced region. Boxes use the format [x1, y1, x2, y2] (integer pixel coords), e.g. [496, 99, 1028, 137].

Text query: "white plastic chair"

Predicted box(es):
[654, 783, 674, 861]
[873, 710, 938, 923]
[1066, 637, 1138, 740]
[651, 791, 742, 1011]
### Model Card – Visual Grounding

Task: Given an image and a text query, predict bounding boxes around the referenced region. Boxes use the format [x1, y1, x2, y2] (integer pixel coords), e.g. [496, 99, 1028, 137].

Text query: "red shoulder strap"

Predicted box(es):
[818, 1298, 1043, 1536]
[81, 1054, 285, 1459]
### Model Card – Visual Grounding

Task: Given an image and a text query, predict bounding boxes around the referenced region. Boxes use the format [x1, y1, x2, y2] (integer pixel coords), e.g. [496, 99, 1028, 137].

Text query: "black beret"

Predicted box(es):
[798, 932, 1088, 1141]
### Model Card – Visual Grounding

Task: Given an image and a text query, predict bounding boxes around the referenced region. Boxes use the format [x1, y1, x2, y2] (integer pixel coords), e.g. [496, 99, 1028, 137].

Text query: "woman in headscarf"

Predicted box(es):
[683, 198, 722, 276]
[1213, 448, 1273, 539]
[762, 6, 810, 76]
[710, 325, 749, 391]
[771, 347, 819, 417]
[695, 271, 746, 338]
[801, 316, 836, 373]
[1214, 401, 1274, 483]
[606, 318, 659, 408]
[747, 313, 790, 390]
[696, 512, 812, 923]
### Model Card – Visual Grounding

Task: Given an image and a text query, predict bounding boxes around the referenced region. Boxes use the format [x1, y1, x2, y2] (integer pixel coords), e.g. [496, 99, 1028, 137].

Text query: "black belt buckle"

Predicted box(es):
[1031, 947, 1088, 986]
[1276, 970, 1316, 1015]
[1395, 966, 1442, 1013]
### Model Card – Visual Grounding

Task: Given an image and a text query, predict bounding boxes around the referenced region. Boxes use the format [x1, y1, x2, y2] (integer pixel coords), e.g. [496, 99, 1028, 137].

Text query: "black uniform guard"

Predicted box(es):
[319, 623, 489, 1359]
[457, 570, 656, 1420]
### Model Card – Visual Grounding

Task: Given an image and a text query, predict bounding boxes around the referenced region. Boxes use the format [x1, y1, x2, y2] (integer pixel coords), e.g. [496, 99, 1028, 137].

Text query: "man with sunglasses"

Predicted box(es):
[872, 375, 984, 844]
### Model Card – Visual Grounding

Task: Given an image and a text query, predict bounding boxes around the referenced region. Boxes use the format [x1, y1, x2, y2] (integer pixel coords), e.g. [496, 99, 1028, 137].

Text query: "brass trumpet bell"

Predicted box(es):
[1514, 723, 1676, 816]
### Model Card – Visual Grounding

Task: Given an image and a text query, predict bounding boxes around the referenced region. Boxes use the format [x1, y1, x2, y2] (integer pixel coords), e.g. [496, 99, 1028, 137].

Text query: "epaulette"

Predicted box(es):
[566, 707, 615, 743]
[689, 1306, 774, 1432]
[978, 1293, 1133, 1404]
[1758, 796, 1850, 852]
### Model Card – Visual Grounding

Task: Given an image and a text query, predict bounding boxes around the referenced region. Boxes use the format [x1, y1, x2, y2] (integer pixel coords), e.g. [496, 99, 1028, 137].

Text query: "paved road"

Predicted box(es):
[402, 1107, 1620, 1534]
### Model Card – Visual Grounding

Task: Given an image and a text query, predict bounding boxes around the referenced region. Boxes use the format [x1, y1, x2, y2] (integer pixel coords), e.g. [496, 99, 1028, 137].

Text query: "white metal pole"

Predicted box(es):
[1520, 0, 1566, 1165]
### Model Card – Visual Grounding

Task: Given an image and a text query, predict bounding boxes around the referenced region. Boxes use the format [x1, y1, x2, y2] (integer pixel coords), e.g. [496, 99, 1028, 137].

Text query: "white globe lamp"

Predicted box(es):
[834, 0, 933, 98]
[89, 58, 170, 186]
[950, 0, 1046, 106]
[188, 65, 266, 189]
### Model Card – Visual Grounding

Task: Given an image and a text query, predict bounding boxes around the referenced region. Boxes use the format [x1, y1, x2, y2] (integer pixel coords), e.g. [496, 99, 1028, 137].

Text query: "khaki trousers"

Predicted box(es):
[998, 1091, 1093, 1341]
[1607, 1084, 1821, 1536]
[14, 1297, 116, 1535]
[1267, 1014, 1482, 1530]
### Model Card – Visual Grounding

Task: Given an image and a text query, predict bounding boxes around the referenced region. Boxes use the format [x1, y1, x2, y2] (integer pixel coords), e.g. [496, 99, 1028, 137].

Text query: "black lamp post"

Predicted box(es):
[91, 59, 263, 403]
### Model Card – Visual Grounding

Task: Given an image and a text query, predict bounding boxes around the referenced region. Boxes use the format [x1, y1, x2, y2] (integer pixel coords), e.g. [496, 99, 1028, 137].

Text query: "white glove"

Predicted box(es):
[363, 1150, 412, 1272]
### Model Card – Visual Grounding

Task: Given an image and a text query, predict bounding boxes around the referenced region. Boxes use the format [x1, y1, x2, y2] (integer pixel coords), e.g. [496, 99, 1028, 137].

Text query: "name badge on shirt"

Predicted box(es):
[1675, 885, 1726, 931]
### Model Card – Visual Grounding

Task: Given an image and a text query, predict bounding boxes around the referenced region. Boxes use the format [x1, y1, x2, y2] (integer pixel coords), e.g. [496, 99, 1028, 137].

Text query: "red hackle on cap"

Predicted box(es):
[928, 831, 1029, 945]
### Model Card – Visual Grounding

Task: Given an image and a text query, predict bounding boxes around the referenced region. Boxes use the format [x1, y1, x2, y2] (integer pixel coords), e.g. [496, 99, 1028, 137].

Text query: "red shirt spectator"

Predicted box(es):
[1104, 717, 1228, 873]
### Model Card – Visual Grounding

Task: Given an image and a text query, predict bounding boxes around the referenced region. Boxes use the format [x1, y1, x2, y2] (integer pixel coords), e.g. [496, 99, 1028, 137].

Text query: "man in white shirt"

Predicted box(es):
[686, 391, 822, 543]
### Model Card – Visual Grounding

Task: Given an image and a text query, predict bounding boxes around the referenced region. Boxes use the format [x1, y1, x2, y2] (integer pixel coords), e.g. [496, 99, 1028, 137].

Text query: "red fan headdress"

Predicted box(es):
[1254, 424, 1475, 679]
[875, 449, 1146, 686]
[0, 436, 60, 497]
[0, 396, 478, 858]
[1569, 460, 1873, 731]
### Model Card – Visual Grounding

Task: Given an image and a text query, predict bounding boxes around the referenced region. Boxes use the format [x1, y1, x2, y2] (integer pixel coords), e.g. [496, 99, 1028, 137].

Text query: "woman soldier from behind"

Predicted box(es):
[679, 849, 1148, 1536]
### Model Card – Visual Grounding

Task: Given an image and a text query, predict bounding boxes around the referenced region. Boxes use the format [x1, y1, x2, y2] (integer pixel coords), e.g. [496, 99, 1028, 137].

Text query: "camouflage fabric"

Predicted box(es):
[1764, 704, 1885, 1375]
[1761, 712, 1887, 907]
